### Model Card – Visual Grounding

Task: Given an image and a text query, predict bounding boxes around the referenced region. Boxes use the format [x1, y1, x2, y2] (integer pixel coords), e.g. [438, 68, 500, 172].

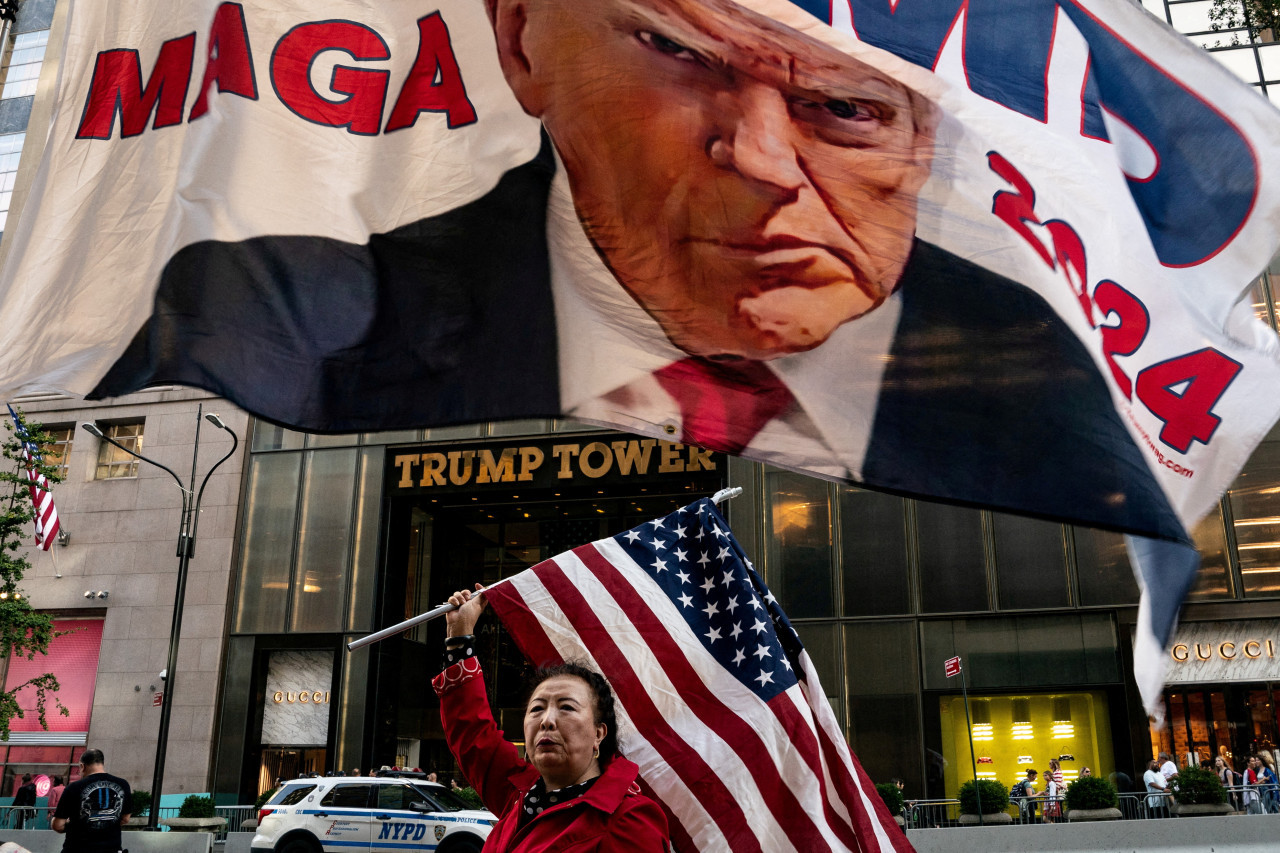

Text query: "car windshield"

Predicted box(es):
[413, 784, 469, 812]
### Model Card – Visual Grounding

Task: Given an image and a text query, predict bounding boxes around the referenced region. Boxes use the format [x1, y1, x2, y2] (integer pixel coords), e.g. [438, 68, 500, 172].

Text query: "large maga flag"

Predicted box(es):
[2, 0, 1280, 710]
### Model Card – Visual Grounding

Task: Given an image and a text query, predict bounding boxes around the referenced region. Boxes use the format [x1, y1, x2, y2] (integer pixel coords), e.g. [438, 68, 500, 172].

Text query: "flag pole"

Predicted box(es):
[347, 487, 744, 651]
[960, 663, 983, 826]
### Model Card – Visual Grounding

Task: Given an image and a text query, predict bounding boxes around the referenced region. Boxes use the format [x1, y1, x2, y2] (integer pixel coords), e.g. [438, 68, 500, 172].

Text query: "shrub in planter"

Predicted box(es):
[875, 783, 905, 818]
[178, 794, 218, 819]
[1065, 776, 1119, 811]
[255, 787, 278, 809]
[130, 790, 152, 818]
[1171, 767, 1227, 806]
[958, 779, 1009, 814]
[453, 787, 484, 810]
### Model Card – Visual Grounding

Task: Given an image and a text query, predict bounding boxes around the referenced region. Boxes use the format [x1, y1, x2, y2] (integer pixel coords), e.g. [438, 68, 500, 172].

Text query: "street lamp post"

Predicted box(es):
[82, 405, 238, 830]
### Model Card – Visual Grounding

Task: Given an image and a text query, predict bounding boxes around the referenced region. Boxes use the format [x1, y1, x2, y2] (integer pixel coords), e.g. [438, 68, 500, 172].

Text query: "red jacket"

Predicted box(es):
[434, 658, 669, 853]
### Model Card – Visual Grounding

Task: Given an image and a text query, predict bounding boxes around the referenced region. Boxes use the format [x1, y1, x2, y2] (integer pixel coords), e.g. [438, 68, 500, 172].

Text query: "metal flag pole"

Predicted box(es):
[960, 662, 984, 826]
[82, 407, 238, 829]
[346, 486, 744, 651]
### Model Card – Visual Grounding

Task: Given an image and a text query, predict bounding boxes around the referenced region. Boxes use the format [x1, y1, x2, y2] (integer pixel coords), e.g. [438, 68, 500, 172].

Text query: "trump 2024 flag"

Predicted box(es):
[2, 1, 1280, 711]
[484, 498, 908, 853]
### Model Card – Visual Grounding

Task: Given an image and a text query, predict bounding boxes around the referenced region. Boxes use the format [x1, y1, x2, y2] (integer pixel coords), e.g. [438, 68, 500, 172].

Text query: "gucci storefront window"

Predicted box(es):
[1151, 620, 1280, 770]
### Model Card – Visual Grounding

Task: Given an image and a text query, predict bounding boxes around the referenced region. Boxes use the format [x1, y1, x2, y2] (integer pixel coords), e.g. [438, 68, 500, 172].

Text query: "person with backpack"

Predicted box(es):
[1010, 769, 1038, 821]
[1215, 756, 1241, 812]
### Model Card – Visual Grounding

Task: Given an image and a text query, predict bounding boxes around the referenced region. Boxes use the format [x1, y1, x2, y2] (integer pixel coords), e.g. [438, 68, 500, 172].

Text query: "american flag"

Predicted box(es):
[7, 406, 60, 551]
[484, 498, 910, 853]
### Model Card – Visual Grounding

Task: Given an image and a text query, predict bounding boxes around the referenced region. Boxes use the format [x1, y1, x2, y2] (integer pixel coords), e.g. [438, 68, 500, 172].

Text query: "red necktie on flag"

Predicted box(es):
[7, 405, 60, 551]
[483, 498, 911, 853]
[653, 358, 794, 455]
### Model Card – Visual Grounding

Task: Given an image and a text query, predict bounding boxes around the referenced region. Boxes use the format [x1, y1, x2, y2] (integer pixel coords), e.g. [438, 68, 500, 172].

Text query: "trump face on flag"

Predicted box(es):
[490, 0, 937, 360]
[490, 0, 1184, 543]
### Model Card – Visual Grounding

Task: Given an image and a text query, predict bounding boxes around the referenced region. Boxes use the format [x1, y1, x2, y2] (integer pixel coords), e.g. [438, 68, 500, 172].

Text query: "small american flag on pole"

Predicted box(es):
[7, 405, 60, 551]
[485, 497, 911, 853]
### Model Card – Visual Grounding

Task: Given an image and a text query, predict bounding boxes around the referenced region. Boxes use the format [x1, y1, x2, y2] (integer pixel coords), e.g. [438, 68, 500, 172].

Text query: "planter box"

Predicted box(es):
[1170, 802, 1233, 817]
[958, 812, 1012, 825]
[160, 817, 227, 833]
[1067, 807, 1122, 821]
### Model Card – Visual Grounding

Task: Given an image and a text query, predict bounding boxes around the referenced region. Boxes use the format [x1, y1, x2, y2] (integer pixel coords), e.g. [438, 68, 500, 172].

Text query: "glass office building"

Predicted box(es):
[211, 257, 1280, 801]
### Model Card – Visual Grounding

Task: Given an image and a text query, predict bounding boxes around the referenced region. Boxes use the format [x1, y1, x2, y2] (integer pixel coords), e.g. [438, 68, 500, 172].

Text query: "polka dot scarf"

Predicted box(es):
[518, 776, 598, 828]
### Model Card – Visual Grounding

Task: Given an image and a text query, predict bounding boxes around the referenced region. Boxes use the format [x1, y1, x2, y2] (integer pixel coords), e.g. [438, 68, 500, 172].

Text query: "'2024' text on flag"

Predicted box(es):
[484, 498, 909, 853]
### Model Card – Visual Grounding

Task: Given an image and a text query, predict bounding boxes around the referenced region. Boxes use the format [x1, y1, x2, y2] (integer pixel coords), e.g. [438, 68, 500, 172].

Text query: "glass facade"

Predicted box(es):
[1142, 0, 1280, 104]
[0, 30, 48, 100]
[0, 0, 57, 238]
[1151, 684, 1280, 769]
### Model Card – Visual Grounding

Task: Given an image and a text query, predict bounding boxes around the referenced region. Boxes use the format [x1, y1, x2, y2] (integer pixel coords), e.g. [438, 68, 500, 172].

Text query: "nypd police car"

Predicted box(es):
[252, 775, 496, 853]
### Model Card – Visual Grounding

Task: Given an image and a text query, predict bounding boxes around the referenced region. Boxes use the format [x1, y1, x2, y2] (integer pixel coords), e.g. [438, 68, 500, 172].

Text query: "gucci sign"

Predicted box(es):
[272, 690, 331, 704]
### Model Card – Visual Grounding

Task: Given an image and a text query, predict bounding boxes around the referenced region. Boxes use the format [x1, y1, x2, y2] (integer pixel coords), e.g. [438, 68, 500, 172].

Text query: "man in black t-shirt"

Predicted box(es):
[53, 749, 131, 853]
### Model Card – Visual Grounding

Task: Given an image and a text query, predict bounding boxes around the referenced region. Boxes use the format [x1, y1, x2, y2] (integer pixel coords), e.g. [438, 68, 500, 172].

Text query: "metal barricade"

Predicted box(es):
[1118, 790, 1173, 819]
[902, 799, 961, 829]
[1011, 794, 1055, 824]
[217, 804, 259, 836]
[898, 783, 1280, 831]
[0, 804, 46, 830]
[1227, 782, 1280, 815]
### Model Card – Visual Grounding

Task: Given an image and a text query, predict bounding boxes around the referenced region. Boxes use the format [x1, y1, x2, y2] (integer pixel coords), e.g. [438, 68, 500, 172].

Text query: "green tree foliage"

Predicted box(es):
[1209, 0, 1280, 45]
[0, 410, 66, 739]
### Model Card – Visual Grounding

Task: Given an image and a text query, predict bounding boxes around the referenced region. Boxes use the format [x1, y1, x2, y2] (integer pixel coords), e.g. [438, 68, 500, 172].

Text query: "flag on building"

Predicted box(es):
[6, 406, 60, 551]
[484, 497, 908, 853]
[0, 0, 1279, 713]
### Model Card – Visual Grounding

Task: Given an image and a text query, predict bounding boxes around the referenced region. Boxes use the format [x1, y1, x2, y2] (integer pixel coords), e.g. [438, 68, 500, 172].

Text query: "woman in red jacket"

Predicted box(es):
[433, 586, 670, 852]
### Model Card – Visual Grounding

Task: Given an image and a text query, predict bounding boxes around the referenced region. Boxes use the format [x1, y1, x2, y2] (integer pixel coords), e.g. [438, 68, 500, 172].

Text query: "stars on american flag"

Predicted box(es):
[613, 498, 798, 700]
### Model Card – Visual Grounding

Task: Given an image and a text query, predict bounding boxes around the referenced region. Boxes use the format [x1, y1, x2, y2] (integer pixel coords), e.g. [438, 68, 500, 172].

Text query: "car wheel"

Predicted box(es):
[440, 834, 484, 853]
[276, 836, 321, 853]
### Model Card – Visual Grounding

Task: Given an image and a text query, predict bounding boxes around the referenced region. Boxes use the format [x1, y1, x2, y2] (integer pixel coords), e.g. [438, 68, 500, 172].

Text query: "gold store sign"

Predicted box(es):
[273, 690, 331, 704]
[1170, 640, 1276, 662]
[390, 437, 720, 493]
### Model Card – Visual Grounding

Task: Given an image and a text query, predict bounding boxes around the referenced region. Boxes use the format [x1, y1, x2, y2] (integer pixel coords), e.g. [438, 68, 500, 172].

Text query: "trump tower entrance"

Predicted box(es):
[367, 434, 726, 777]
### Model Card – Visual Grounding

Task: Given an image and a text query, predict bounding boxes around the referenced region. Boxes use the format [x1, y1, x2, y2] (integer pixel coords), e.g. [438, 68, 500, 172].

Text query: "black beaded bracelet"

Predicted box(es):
[445, 634, 475, 648]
